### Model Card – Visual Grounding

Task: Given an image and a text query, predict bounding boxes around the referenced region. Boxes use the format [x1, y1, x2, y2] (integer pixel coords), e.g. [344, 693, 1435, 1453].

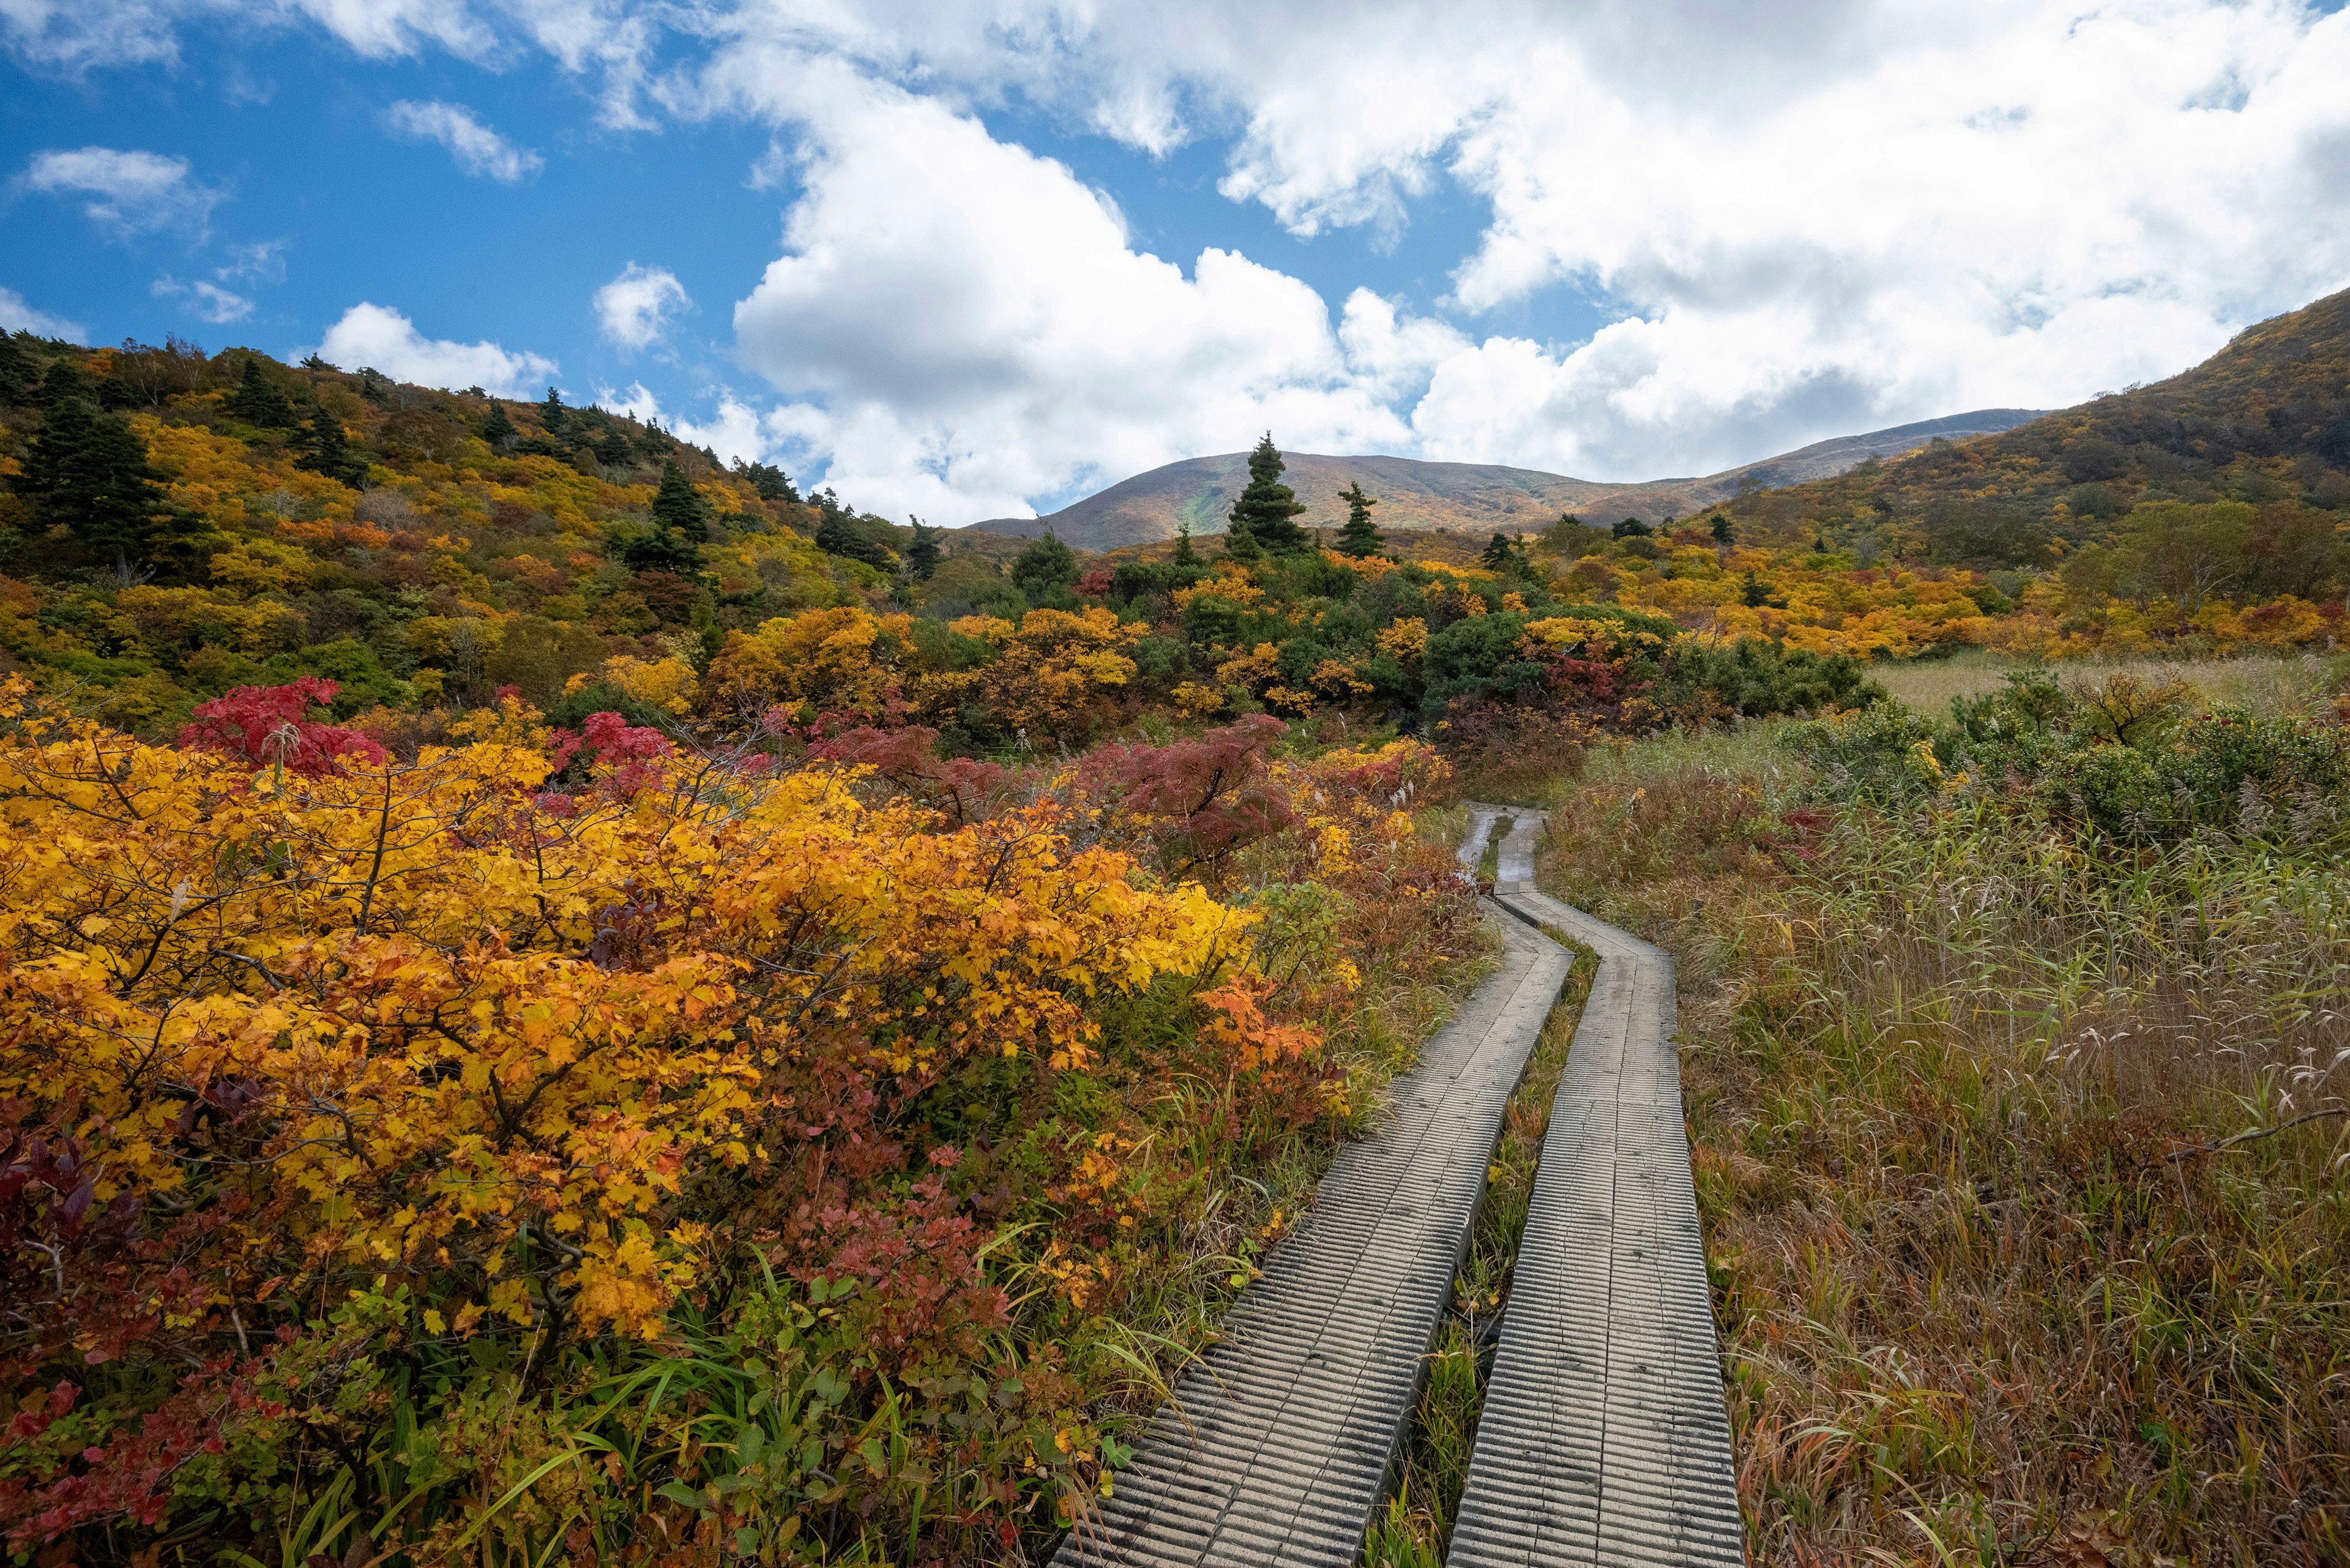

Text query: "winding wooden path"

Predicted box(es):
[1056, 807, 1742, 1567]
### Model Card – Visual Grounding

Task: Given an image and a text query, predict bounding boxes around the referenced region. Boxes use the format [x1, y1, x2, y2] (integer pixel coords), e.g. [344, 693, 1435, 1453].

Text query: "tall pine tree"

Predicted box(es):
[1226, 433, 1310, 552]
[1334, 482, 1383, 558]
[651, 461, 712, 542]
[905, 519, 942, 580]
[621, 461, 712, 576]
[0, 334, 34, 405]
[225, 356, 297, 428]
[19, 359, 185, 583]
[294, 410, 370, 489]
[1173, 518, 1200, 566]
[480, 401, 517, 450]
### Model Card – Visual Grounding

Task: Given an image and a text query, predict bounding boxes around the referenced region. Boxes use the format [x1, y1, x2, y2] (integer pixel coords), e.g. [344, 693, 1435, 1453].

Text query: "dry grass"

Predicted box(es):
[1873, 649, 2335, 718]
[1532, 720, 2350, 1566]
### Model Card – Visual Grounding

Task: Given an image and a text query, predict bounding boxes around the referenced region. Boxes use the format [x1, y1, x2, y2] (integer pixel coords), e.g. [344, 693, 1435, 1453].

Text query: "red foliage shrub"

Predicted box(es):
[1075, 715, 1297, 880]
[811, 725, 1020, 824]
[176, 679, 387, 777]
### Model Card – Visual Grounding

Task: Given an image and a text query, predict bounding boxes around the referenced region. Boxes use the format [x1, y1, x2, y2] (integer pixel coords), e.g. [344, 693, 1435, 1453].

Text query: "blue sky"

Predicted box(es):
[5, 1, 2348, 523]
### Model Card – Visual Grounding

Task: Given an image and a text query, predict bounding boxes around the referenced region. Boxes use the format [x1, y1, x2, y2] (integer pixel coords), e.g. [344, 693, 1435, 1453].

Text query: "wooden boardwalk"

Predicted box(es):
[1056, 807, 1742, 1567]
[1455, 875, 1745, 1567]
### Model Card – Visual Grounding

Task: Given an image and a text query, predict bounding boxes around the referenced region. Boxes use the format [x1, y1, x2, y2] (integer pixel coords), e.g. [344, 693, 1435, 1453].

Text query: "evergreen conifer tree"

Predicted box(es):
[294, 411, 370, 489]
[20, 359, 185, 582]
[651, 461, 712, 542]
[1010, 531, 1078, 598]
[732, 460, 797, 503]
[1334, 482, 1383, 558]
[621, 528, 701, 577]
[358, 369, 387, 404]
[480, 401, 517, 450]
[815, 509, 898, 571]
[595, 428, 633, 469]
[1222, 517, 1263, 562]
[906, 519, 942, 580]
[1172, 520, 1199, 566]
[0, 334, 34, 405]
[225, 356, 297, 428]
[1226, 433, 1309, 551]
[540, 386, 567, 433]
[1480, 531, 1522, 571]
[1710, 512, 1735, 545]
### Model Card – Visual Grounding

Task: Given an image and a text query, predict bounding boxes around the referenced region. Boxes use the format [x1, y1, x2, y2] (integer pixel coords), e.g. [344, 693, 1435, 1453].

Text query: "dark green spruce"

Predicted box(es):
[1334, 481, 1384, 558]
[1226, 433, 1311, 553]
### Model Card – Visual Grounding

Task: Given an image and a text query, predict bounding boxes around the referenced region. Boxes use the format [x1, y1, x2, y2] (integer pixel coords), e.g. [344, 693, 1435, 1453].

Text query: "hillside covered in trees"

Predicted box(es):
[0, 338, 1874, 753]
[4, 294, 2346, 763]
[1735, 285, 2350, 572]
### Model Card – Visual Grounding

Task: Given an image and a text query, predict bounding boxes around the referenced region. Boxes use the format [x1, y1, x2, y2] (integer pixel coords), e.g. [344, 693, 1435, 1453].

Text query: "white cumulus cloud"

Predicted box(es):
[679, 0, 2350, 484]
[730, 80, 1430, 523]
[0, 285, 86, 341]
[13, 0, 2350, 501]
[315, 302, 556, 398]
[593, 263, 691, 350]
[386, 100, 542, 182]
[20, 146, 221, 235]
[670, 396, 767, 468]
[599, 381, 662, 422]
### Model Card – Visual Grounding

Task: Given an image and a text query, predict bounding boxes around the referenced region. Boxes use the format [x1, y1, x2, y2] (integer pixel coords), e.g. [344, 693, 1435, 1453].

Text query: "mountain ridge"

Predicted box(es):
[970, 408, 2048, 551]
[1724, 285, 2350, 562]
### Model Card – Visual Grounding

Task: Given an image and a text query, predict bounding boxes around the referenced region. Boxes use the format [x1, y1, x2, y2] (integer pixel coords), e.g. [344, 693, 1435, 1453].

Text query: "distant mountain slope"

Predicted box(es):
[1733, 286, 2350, 561]
[971, 408, 2046, 550]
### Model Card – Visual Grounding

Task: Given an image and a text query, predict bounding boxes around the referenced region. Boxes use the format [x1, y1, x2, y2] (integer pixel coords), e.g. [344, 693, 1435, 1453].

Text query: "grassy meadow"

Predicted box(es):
[1493, 655, 2350, 1564]
[1871, 647, 2339, 717]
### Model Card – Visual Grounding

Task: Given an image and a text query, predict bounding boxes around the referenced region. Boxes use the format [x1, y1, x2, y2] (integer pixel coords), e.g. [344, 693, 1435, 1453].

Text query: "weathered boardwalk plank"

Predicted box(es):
[1454, 865, 1745, 1567]
[1054, 831, 1570, 1567]
[1056, 805, 1743, 1567]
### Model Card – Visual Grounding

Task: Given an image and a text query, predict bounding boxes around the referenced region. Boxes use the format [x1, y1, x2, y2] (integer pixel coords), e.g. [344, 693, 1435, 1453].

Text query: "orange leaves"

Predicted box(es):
[1195, 979, 1321, 1073]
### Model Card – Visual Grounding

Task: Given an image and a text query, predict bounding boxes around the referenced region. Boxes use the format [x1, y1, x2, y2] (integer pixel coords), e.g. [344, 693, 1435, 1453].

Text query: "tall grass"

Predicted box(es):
[1873, 649, 2333, 716]
[1535, 699, 2350, 1564]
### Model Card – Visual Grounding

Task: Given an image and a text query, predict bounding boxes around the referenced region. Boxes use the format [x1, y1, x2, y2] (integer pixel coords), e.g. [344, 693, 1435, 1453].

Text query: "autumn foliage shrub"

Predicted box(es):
[0, 679, 1480, 1565]
[1798, 668, 2350, 846]
[177, 674, 388, 775]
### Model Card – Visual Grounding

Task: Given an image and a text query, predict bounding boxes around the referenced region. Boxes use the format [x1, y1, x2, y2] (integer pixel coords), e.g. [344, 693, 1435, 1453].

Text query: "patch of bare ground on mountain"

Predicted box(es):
[1529, 720, 2350, 1566]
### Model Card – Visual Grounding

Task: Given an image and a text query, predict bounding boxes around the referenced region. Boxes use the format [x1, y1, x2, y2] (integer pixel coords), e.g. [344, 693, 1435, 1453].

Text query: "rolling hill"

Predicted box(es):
[1730, 285, 2350, 561]
[970, 408, 2046, 551]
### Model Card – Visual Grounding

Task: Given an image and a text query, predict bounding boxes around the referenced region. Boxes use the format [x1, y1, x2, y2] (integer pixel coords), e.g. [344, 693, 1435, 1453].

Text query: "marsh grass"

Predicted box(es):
[1874, 649, 2335, 717]
[1363, 942, 1594, 1565]
[1534, 704, 2350, 1565]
